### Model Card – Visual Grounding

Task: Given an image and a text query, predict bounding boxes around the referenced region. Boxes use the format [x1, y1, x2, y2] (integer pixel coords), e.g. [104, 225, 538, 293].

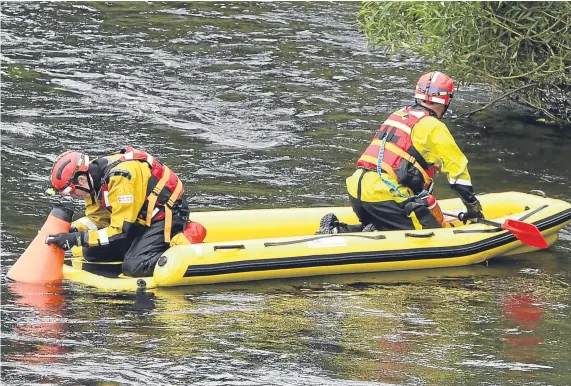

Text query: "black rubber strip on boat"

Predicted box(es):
[183, 208, 571, 278]
[453, 227, 503, 234]
[264, 233, 386, 247]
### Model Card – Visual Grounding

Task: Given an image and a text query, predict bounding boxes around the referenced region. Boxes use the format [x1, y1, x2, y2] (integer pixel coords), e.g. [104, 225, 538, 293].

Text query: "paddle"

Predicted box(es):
[442, 210, 549, 249]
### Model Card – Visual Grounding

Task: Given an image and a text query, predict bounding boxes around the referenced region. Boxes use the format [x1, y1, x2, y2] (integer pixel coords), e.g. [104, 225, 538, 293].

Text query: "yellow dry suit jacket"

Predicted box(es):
[347, 114, 476, 204]
[70, 155, 154, 247]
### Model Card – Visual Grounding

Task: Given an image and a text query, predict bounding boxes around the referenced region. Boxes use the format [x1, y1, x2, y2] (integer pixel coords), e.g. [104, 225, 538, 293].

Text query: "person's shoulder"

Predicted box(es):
[420, 115, 451, 133]
[422, 115, 445, 125]
[107, 154, 140, 169]
[105, 156, 139, 180]
[415, 114, 443, 128]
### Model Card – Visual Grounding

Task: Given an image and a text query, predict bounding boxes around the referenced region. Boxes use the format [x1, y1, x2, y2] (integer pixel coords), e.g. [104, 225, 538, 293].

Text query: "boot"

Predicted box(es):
[362, 223, 377, 232]
[316, 213, 349, 234]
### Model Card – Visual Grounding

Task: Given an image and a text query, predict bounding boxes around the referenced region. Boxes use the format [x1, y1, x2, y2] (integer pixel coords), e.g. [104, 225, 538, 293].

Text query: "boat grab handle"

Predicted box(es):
[404, 232, 435, 238]
[529, 189, 547, 198]
[214, 244, 245, 251]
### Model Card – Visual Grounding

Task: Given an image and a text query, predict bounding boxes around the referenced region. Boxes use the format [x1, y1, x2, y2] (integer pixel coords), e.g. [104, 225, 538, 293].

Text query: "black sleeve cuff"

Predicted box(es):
[450, 183, 478, 205]
[79, 231, 89, 247]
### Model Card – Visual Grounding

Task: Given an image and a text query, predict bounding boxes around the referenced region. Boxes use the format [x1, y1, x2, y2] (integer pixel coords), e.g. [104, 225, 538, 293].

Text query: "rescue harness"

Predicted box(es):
[99, 147, 184, 243]
[357, 107, 436, 198]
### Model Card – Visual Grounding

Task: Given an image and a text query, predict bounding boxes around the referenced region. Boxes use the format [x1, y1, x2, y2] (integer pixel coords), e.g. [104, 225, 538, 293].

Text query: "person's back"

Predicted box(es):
[73, 153, 151, 232]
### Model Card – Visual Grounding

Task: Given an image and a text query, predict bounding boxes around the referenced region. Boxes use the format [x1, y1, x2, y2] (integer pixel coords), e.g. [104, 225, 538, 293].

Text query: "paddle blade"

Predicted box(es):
[501, 219, 549, 249]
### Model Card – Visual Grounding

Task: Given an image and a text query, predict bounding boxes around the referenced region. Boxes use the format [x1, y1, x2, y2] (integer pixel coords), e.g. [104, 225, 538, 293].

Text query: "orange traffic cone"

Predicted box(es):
[7, 205, 74, 283]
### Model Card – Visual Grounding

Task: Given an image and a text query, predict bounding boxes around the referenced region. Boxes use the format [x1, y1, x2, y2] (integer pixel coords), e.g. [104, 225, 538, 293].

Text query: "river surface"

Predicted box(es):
[1, 2, 571, 385]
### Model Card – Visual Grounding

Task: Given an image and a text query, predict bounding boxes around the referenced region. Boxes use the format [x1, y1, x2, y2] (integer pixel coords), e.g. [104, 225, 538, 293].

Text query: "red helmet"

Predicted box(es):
[415, 71, 454, 105]
[50, 151, 90, 195]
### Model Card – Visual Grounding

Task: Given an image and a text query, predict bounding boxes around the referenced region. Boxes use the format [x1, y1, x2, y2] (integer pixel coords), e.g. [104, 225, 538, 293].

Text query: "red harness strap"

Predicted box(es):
[99, 147, 184, 242]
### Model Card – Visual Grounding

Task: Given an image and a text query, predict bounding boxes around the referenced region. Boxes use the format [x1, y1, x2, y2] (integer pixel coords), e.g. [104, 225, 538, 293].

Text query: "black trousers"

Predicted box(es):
[349, 170, 441, 231]
[349, 195, 440, 231]
[82, 200, 188, 277]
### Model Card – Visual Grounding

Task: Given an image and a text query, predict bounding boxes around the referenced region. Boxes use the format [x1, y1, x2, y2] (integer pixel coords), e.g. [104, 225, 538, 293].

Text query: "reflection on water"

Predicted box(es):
[1, 2, 570, 385]
[2, 263, 571, 384]
[500, 293, 544, 364]
[2, 283, 67, 384]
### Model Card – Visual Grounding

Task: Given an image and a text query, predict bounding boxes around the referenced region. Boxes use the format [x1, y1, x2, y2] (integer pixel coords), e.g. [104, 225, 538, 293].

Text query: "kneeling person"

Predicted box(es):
[346, 71, 483, 231]
[318, 71, 484, 234]
[46, 147, 206, 277]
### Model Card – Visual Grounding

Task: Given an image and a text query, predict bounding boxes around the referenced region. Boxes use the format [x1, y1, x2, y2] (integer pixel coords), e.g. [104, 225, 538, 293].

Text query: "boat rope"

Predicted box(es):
[264, 233, 386, 247]
[377, 136, 429, 199]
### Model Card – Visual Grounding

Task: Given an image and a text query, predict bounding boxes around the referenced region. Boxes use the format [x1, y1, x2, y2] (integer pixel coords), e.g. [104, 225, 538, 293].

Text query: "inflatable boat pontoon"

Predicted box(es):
[63, 191, 571, 291]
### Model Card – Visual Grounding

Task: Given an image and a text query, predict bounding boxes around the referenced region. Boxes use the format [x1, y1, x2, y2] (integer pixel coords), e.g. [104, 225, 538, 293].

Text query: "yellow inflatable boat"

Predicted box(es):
[63, 191, 571, 291]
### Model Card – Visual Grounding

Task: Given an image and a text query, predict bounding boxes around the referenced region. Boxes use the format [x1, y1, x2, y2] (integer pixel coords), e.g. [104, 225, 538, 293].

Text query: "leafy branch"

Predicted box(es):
[458, 83, 538, 118]
[358, 1, 571, 124]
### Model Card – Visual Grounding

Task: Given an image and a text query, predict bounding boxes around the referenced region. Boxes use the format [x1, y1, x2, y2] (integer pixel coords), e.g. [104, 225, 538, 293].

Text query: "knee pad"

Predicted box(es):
[403, 200, 428, 217]
[403, 197, 443, 229]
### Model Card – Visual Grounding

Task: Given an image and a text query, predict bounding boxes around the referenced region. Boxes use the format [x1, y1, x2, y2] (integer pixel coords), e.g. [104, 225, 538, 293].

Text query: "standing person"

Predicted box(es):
[45, 146, 206, 277]
[317, 71, 484, 234]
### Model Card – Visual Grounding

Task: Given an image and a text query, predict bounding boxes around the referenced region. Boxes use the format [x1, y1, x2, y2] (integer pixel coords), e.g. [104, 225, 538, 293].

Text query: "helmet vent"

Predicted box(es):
[55, 159, 72, 179]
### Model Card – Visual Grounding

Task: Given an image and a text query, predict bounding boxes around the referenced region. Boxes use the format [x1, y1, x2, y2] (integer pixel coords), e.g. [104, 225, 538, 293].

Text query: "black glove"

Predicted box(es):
[69, 226, 79, 233]
[45, 232, 85, 250]
[459, 200, 484, 224]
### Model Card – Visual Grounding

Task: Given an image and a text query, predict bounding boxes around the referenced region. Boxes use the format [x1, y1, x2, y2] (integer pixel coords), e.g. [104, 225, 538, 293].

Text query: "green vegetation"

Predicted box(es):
[217, 92, 247, 102]
[5, 64, 40, 79]
[358, 1, 570, 124]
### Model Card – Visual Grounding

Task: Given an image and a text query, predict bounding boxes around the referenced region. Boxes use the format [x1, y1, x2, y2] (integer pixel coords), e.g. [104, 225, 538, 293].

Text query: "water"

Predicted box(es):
[1, 2, 570, 385]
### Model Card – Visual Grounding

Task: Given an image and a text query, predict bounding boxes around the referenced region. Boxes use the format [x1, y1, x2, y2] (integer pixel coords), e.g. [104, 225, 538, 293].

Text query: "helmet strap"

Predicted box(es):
[86, 173, 96, 204]
[73, 172, 97, 204]
[74, 186, 92, 194]
[414, 101, 438, 118]
[442, 103, 450, 116]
